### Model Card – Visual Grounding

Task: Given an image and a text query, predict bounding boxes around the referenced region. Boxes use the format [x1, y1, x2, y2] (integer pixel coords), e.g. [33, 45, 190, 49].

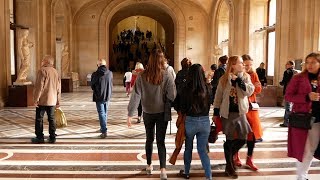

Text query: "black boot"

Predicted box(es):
[223, 141, 238, 179]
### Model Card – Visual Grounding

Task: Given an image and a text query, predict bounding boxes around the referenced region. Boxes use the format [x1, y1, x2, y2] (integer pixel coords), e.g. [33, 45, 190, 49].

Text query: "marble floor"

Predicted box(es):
[0, 82, 319, 179]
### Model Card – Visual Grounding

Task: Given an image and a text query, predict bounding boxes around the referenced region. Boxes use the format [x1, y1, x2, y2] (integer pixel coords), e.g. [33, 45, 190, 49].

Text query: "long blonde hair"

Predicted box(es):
[219, 56, 244, 88]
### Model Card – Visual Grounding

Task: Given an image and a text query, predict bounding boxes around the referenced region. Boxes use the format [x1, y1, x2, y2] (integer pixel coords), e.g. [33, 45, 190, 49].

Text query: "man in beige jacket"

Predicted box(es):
[32, 55, 61, 144]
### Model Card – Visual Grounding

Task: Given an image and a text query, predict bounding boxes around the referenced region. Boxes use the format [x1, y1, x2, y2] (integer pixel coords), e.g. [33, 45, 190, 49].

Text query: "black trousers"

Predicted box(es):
[143, 112, 168, 168]
[138, 101, 142, 116]
[35, 106, 56, 139]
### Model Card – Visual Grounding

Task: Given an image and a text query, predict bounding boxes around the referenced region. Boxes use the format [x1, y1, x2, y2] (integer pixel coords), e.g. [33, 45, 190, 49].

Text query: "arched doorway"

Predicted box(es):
[108, 3, 174, 72]
[110, 16, 167, 72]
[73, 0, 186, 84]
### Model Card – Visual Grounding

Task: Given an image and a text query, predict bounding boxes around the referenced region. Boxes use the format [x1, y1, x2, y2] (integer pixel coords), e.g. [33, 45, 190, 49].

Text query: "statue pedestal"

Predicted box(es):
[8, 85, 34, 107]
[61, 78, 73, 93]
[256, 85, 277, 107]
[13, 81, 32, 86]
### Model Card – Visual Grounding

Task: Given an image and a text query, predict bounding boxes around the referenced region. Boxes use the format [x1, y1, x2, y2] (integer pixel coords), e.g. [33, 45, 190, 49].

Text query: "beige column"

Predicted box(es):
[0, 0, 10, 107]
[229, 0, 250, 55]
[275, 0, 320, 84]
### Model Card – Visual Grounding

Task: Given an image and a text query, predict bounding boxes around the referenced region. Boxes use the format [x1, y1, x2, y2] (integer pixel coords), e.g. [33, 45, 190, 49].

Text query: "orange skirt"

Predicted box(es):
[246, 110, 263, 140]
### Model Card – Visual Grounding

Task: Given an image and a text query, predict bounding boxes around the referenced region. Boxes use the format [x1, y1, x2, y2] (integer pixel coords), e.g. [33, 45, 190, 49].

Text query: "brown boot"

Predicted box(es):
[233, 152, 242, 167]
[246, 155, 258, 171]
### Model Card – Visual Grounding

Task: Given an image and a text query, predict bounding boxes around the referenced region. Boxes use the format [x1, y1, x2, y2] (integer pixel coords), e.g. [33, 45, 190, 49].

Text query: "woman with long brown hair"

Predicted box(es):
[213, 56, 254, 178]
[127, 49, 176, 180]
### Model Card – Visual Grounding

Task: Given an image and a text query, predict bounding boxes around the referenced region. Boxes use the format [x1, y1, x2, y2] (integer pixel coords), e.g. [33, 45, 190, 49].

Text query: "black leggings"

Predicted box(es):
[143, 112, 168, 168]
[138, 101, 142, 116]
[247, 135, 256, 156]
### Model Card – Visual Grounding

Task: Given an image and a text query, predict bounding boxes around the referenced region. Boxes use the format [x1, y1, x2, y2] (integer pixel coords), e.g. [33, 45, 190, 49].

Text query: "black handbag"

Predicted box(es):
[288, 112, 315, 129]
[208, 122, 218, 143]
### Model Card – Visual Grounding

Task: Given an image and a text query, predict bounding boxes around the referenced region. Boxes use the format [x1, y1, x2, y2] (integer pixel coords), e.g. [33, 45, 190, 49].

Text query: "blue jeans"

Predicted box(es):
[184, 116, 212, 179]
[95, 101, 109, 133]
[283, 101, 293, 125]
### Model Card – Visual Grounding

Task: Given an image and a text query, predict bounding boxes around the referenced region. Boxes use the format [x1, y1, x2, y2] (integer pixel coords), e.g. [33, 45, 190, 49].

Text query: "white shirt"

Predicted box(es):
[124, 72, 132, 82]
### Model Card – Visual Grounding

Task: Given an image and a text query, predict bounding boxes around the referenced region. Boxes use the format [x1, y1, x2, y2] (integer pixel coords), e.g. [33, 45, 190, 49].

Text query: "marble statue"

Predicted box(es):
[61, 45, 70, 78]
[14, 29, 34, 85]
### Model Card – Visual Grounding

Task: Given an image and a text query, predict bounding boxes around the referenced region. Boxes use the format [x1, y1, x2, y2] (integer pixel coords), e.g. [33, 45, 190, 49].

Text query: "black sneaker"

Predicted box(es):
[31, 137, 44, 144]
[279, 123, 288, 127]
[47, 138, 56, 144]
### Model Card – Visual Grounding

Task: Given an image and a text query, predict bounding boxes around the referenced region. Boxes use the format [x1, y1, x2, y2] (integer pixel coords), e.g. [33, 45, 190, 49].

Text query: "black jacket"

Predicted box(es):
[91, 65, 113, 102]
[173, 68, 189, 111]
[280, 68, 296, 95]
[256, 67, 267, 85]
[211, 64, 226, 102]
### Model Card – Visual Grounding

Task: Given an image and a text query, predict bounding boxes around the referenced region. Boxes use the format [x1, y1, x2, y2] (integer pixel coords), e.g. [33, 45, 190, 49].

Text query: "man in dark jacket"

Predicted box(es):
[91, 59, 113, 138]
[279, 60, 298, 127]
[211, 55, 228, 103]
[256, 62, 267, 86]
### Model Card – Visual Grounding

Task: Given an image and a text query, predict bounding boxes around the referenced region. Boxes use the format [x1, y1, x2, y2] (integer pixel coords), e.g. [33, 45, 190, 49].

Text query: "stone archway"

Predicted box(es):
[210, 0, 234, 60]
[98, 0, 186, 71]
[108, 4, 174, 72]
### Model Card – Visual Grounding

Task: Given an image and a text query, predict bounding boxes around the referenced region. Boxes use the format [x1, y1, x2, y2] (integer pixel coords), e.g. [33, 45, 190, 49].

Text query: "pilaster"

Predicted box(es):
[0, 0, 10, 107]
[229, 0, 250, 55]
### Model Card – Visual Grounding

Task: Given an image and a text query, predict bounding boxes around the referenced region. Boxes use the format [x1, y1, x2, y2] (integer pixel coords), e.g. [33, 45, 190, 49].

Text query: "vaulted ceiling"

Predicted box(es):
[67, 0, 215, 16]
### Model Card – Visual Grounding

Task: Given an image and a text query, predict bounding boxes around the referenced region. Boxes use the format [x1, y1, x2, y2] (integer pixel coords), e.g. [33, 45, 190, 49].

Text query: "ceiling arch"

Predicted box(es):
[109, 3, 174, 31]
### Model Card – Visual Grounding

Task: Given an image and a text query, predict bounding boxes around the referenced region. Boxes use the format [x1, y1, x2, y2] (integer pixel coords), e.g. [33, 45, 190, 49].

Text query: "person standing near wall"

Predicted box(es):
[91, 59, 113, 139]
[256, 62, 267, 86]
[32, 55, 61, 144]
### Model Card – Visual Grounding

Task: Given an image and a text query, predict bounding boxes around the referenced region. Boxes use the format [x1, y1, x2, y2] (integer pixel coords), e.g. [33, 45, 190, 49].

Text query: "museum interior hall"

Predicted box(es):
[0, 0, 320, 179]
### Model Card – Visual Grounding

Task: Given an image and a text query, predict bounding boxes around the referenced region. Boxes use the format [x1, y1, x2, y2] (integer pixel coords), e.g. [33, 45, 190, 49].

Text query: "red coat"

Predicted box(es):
[246, 72, 263, 140]
[130, 69, 144, 87]
[285, 72, 320, 162]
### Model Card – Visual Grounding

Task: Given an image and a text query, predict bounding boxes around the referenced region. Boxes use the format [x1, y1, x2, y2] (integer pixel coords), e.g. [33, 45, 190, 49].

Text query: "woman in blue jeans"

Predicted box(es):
[179, 64, 213, 179]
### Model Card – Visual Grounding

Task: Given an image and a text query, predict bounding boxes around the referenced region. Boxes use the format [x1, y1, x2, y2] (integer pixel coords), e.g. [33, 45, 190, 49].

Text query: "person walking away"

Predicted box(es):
[131, 62, 145, 123]
[233, 54, 263, 171]
[213, 56, 254, 178]
[211, 55, 228, 103]
[124, 68, 132, 97]
[178, 64, 213, 180]
[285, 52, 320, 180]
[280, 60, 298, 127]
[169, 57, 192, 165]
[91, 59, 113, 139]
[127, 49, 176, 180]
[164, 57, 176, 79]
[32, 55, 61, 144]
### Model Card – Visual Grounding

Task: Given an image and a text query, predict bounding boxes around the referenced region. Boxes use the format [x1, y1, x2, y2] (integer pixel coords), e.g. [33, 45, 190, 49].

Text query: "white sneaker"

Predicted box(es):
[146, 165, 153, 175]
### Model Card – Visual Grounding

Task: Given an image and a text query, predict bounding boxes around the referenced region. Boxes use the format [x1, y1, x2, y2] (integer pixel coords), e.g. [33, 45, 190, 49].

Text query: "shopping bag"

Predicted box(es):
[55, 108, 67, 128]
